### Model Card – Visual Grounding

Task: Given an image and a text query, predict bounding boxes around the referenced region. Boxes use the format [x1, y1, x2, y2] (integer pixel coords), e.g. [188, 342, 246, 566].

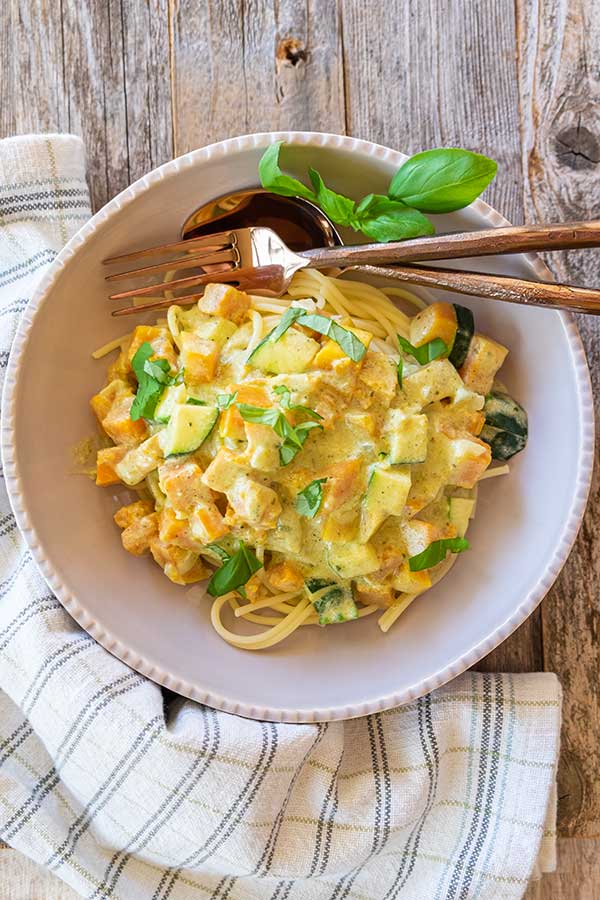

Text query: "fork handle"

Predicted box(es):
[353, 264, 600, 315]
[299, 220, 600, 267]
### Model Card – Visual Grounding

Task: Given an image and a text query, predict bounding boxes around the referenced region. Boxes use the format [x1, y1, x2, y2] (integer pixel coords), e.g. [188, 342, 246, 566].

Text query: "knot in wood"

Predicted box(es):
[554, 124, 599, 171]
[276, 37, 308, 68]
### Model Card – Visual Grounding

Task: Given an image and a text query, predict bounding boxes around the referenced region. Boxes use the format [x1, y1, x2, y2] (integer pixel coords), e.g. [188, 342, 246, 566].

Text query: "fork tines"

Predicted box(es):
[104, 229, 240, 309]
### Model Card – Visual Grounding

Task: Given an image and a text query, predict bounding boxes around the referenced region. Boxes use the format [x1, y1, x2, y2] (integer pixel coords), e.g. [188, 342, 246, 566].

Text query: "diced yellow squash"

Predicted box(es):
[402, 359, 463, 408]
[107, 346, 133, 382]
[226, 477, 282, 529]
[219, 382, 270, 440]
[353, 578, 395, 609]
[198, 283, 251, 323]
[327, 541, 380, 578]
[190, 505, 230, 544]
[128, 325, 177, 369]
[95, 446, 127, 486]
[322, 458, 362, 513]
[192, 316, 238, 347]
[391, 563, 432, 593]
[321, 509, 358, 542]
[244, 422, 281, 471]
[447, 435, 491, 488]
[201, 449, 248, 493]
[384, 409, 429, 464]
[358, 351, 397, 399]
[459, 333, 508, 395]
[409, 302, 457, 349]
[90, 379, 129, 424]
[114, 499, 154, 529]
[345, 411, 376, 436]
[149, 539, 198, 583]
[180, 332, 220, 384]
[400, 520, 439, 557]
[312, 326, 372, 368]
[121, 513, 159, 556]
[115, 434, 163, 486]
[263, 507, 303, 554]
[266, 561, 304, 593]
[102, 393, 148, 447]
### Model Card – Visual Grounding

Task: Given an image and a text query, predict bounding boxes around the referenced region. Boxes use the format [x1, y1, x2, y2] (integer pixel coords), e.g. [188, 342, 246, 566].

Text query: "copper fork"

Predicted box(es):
[105, 221, 600, 316]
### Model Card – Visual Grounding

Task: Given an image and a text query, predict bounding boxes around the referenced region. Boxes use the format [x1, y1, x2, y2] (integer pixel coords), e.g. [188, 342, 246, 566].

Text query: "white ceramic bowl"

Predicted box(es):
[2, 132, 594, 722]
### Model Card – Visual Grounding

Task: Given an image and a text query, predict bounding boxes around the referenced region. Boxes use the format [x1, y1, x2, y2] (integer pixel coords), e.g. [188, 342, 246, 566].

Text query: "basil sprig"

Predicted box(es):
[397, 335, 448, 367]
[296, 478, 327, 518]
[237, 403, 322, 466]
[206, 541, 263, 597]
[216, 392, 238, 410]
[130, 342, 181, 421]
[248, 306, 366, 363]
[408, 537, 470, 572]
[259, 142, 497, 244]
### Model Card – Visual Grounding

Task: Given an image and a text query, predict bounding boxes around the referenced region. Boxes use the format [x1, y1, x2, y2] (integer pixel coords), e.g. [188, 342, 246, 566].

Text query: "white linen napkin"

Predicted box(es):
[0, 133, 561, 900]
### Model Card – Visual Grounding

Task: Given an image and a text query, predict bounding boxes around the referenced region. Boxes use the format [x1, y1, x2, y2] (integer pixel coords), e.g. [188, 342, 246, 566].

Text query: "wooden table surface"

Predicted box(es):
[1, 1, 599, 897]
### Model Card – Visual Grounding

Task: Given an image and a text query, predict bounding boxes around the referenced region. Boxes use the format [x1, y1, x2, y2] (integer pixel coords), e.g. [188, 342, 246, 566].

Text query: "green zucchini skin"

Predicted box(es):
[448, 304, 474, 368]
[481, 390, 528, 460]
[305, 578, 358, 625]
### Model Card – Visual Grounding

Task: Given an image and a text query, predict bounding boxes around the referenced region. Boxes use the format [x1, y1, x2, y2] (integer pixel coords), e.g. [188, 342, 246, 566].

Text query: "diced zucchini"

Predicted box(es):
[248, 327, 320, 374]
[409, 302, 457, 351]
[153, 384, 186, 422]
[360, 465, 411, 541]
[193, 316, 238, 347]
[327, 542, 380, 579]
[480, 391, 528, 460]
[263, 506, 302, 554]
[159, 404, 218, 456]
[115, 434, 164, 486]
[448, 497, 475, 537]
[306, 578, 358, 625]
[384, 409, 428, 464]
[449, 304, 474, 368]
[403, 359, 463, 408]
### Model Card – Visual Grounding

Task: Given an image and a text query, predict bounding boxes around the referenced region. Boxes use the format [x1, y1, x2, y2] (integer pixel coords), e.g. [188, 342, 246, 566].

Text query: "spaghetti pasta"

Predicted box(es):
[91, 268, 521, 650]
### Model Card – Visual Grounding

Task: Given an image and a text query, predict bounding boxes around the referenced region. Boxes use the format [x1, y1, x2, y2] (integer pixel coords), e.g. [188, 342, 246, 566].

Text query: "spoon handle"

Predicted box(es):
[299, 220, 600, 267]
[350, 264, 600, 315]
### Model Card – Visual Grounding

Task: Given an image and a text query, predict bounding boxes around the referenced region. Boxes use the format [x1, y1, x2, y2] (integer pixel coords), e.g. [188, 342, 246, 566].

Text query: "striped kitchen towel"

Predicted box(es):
[0, 134, 561, 900]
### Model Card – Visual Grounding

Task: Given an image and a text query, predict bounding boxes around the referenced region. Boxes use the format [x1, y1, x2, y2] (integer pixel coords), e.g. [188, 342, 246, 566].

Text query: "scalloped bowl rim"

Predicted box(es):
[1, 131, 594, 722]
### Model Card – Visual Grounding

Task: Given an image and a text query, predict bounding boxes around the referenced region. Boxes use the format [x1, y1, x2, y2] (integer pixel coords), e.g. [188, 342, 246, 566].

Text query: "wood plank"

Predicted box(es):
[169, 0, 345, 154]
[516, 0, 600, 838]
[523, 838, 600, 899]
[341, 0, 542, 672]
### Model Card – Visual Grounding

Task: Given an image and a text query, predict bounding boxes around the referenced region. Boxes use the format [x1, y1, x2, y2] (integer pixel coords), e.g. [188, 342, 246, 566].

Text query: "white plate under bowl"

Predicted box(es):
[1, 132, 594, 722]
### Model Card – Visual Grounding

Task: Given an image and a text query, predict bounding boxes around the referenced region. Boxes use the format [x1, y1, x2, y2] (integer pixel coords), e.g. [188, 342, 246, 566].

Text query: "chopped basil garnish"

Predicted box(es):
[216, 392, 238, 411]
[396, 356, 403, 388]
[397, 334, 448, 366]
[237, 403, 323, 466]
[408, 537, 470, 572]
[247, 307, 305, 361]
[206, 541, 263, 597]
[296, 313, 367, 362]
[273, 385, 323, 420]
[186, 397, 207, 406]
[130, 342, 181, 421]
[296, 478, 327, 518]
[206, 543, 231, 563]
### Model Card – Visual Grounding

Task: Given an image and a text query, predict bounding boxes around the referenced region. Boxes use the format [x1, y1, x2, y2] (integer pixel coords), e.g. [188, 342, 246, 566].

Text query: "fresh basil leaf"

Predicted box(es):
[273, 384, 323, 420]
[279, 421, 322, 466]
[408, 537, 470, 572]
[206, 543, 230, 563]
[397, 334, 448, 365]
[236, 404, 281, 427]
[308, 168, 358, 228]
[354, 194, 435, 242]
[237, 402, 321, 465]
[152, 416, 171, 425]
[258, 141, 316, 201]
[216, 392, 237, 411]
[247, 307, 305, 361]
[143, 357, 172, 384]
[186, 397, 207, 406]
[130, 342, 167, 421]
[206, 541, 263, 597]
[296, 478, 327, 518]
[397, 355, 403, 388]
[388, 148, 498, 213]
[297, 313, 367, 362]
